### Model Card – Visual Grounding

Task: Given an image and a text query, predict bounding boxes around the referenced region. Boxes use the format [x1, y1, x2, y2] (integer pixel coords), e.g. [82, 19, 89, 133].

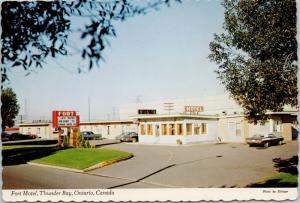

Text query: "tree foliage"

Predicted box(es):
[1, 87, 20, 131]
[209, 0, 297, 122]
[1, 0, 180, 83]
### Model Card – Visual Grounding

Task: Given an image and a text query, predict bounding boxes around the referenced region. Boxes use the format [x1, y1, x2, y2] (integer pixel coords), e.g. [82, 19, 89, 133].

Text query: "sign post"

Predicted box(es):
[52, 111, 80, 147]
[71, 127, 79, 147]
[58, 128, 62, 147]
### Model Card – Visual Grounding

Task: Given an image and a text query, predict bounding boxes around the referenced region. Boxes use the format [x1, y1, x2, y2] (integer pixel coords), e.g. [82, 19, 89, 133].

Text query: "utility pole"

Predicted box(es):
[24, 98, 27, 122]
[136, 95, 142, 103]
[112, 107, 116, 120]
[20, 115, 23, 124]
[163, 102, 174, 114]
[88, 96, 91, 122]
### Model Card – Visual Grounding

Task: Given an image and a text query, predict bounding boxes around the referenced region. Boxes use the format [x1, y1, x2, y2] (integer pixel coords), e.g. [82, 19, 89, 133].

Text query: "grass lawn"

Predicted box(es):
[248, 172, 298, 187]
[31, 148, 132, 170]
[263, 172, 298, 186]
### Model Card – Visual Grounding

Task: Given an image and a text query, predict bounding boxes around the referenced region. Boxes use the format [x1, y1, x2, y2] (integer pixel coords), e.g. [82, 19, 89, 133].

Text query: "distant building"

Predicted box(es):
[119, 95, 243, 120]
[18, 120, 137, 140]
[4, 127, 19, 134]
[19, 122, 55, 139]
[80, 120, 137, 139]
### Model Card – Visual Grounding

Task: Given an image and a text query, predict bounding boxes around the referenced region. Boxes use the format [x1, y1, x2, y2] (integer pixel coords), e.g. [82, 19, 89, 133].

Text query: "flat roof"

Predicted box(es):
[134, 111, 297, 119]
[19, 120, 134, 127]
[265, 111, 298, 115]
[4, 127, 19, 131]
[133, 114, 219, 119]
[80, 120, 134, 125]
[19, 123, 51, 127]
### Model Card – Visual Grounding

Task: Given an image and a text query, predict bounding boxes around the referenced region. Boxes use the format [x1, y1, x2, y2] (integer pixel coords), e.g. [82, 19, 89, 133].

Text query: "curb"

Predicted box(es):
[83, 154, 133, 172]
[27, 154, 133, 173]
[27, 162, 83, 173]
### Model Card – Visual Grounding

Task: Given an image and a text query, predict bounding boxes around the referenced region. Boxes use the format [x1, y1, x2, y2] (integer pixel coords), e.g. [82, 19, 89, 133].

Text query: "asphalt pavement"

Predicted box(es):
[2, 140, 298, 189]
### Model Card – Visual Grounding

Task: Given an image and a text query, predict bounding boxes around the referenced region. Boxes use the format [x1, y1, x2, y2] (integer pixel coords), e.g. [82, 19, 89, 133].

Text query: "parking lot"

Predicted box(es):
[3, 140, 298, 189]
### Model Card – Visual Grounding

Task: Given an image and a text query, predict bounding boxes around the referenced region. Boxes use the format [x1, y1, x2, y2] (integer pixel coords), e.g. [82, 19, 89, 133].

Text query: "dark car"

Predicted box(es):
[246, 133, 284, 147]
[115, 132, 138, 142]
[80, 131, 102, 140]
[1, 132, 10, 141]
[1, 132, 36, 141]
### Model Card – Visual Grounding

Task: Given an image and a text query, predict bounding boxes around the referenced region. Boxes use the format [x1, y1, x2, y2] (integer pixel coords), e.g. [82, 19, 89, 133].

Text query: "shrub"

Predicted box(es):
[85, 140, 91, 148]
[76, 134, 91, 148]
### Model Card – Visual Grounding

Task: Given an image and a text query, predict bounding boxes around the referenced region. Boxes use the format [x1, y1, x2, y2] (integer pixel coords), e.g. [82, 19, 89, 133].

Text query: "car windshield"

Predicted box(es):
[267, 134, 276, 138]
[252, 134, 264, 138]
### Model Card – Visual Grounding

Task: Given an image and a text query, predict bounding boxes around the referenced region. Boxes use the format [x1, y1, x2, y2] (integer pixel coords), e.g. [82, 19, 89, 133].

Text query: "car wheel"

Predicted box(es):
[249, 144, 253, 147]
[264, 142, 269, 148]
[278, 140, 283, 145]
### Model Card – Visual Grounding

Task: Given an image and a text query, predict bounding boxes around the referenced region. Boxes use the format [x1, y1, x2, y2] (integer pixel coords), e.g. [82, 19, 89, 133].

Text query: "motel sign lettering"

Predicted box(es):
[52, 110, 79, 128]
[57, 111, 76, 117]
[184, 106, 204, 113]
[57, 116, 77, 126]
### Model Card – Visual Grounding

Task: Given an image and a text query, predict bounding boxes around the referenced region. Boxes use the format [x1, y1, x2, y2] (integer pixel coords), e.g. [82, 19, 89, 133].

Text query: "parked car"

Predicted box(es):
[246, 133, 284, 147]
[80, 131, 102, 140]
[115, 132, 138, 142]
[1, 132, 10, 141]
[1, 132, 36, 141]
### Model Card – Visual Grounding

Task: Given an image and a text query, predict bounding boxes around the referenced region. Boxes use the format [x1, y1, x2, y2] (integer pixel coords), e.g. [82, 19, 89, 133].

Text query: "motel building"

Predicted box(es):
[133, 111, 298, 145]
[17, 95, 298, 145]
[136, 114, 218, 145]
[18, 120, 137, 140]
[121, 95, 298, 144]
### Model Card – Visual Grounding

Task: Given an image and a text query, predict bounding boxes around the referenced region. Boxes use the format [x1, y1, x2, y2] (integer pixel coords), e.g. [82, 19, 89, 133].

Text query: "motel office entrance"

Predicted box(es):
[137, 115, 219, 145]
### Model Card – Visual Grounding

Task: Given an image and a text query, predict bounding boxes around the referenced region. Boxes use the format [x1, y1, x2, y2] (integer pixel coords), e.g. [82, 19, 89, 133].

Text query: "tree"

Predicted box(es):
[1, 87, 20, 131]
[1, 0, 180, 83]
[208, 0, 297, 123]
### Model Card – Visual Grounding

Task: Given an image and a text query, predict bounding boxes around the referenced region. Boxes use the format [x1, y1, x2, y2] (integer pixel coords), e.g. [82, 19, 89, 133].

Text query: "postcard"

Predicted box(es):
[1, 0, 298, 202]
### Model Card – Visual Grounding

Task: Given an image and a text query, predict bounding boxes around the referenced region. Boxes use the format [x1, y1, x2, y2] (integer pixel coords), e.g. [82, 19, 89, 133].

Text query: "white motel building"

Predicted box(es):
[18, 95, 298, 145]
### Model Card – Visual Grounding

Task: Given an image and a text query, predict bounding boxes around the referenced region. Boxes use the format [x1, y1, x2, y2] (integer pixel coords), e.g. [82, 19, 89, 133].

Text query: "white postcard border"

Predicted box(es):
[2, 188, 298, 202]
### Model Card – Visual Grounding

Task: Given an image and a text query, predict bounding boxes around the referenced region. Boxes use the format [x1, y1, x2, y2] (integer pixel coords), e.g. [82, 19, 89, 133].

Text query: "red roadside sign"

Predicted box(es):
[52, 110, 80, 128]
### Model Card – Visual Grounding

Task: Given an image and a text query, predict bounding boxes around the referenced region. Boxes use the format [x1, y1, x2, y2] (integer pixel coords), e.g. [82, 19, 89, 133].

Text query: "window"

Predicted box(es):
[162, 124, 167, 135]
[140, 125, 146, 135]
[201, 123, 207, 134]
[228, 122, 242, 136]
[194, 124, 200, 135]
[274, 120, 282, 132]
[169, 124, 175, 135]
[147, 124, 153, 135]
[107, 126, 110, 135]
[37, 128, 41, 135]
[186, 123, 192, 135]
[236, 123, 241, 136]
[177, 124, 183, 135]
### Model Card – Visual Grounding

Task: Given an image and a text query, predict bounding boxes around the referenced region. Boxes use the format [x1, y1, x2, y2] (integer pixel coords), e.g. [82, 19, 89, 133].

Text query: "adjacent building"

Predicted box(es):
[19, 122, 55, 139]
[80, 120, 137, 139]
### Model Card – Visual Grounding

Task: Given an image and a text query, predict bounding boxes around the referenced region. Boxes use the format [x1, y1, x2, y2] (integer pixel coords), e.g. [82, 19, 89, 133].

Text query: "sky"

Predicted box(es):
[9, 0, 227, 121]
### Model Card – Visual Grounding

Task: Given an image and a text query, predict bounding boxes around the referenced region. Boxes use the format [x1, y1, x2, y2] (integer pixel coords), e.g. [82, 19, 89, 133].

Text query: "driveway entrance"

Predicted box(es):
[88, 141, 298, 188]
